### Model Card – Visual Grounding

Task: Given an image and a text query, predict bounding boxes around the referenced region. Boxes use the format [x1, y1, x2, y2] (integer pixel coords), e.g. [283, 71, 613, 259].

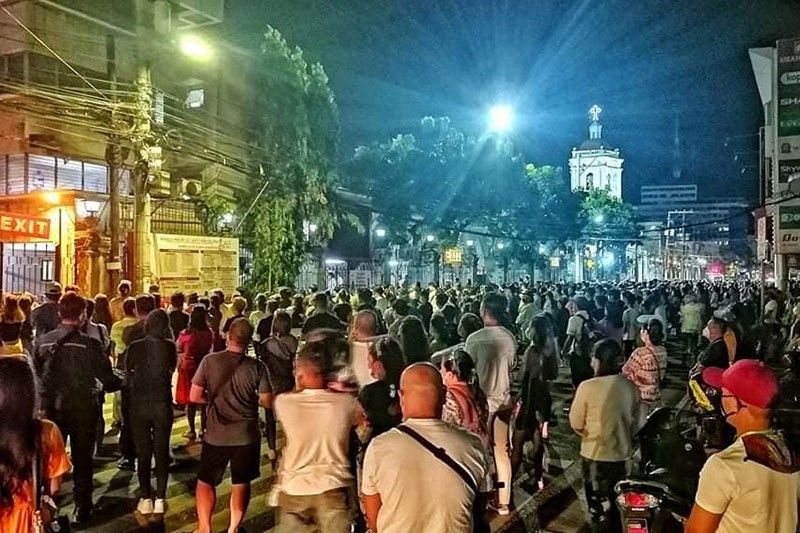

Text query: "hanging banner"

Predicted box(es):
[151, 234, 239, 296]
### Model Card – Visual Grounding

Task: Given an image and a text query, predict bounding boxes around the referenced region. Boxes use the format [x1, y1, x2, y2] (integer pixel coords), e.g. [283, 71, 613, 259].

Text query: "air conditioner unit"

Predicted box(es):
[181, 178, 202, 197]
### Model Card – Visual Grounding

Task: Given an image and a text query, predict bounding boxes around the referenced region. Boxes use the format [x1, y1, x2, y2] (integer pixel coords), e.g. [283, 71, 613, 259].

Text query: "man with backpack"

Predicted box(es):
[562, 296, 600, 388]
[33, 291, 120, 525]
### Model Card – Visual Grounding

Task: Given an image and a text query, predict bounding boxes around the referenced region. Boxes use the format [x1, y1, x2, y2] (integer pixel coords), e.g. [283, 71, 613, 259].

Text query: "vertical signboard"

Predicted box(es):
[777, 205, 800, 254]
[778, 38, 800, 138]
[778, 38, 800, 191]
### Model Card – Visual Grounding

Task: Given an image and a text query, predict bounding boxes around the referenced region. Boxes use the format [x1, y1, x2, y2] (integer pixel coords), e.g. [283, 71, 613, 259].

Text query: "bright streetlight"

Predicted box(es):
[593, 214, 604, 224]
[220, 213, 233, 225]
[488, 104, 513, 133]
[308, 223, 318, 233]
[466, 239, 475, 247]
[179, 34, 214, 61]
[425, 234, 435, 242]
[497, 242, 505, 250]
[375, 228, 386, 238]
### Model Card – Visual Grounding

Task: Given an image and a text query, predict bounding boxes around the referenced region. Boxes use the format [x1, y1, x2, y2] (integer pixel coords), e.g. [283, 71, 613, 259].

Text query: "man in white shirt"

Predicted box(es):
[274, 342, 357, 532]
[362, 363, 490, 532]
[686, 360, 800, 533]
[464, 292, 516, 515]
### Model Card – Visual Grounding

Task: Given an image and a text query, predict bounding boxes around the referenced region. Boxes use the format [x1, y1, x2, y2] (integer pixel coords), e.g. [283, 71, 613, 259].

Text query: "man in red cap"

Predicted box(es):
[686, 359, 800, 533]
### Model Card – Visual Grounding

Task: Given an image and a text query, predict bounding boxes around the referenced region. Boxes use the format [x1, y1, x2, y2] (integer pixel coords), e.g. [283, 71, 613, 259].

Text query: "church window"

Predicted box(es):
[586, 173, 594, 189]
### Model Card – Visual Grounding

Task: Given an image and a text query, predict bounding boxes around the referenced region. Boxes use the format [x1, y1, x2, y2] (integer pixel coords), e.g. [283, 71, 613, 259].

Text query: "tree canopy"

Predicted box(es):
[238, 26, 346, 291]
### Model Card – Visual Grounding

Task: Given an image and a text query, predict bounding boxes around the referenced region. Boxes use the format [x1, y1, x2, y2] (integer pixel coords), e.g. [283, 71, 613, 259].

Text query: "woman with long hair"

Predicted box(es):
[260, 310, 298, 459]
[125, 309, 177, 516]
[512, 314, 554, 492]
[622, 317, 667, 427]
[176, 305, 213, 441]
[358, 337, 405, 440]
[92, 293, 114, 332]
[0, 357, 70, 532]
[440, 348, 490, 446]
[398, 315, 430, 364]
[0, 294, 25, 357]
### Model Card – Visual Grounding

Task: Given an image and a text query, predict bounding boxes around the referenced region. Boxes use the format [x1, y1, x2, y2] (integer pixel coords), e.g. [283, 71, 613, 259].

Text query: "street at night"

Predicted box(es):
[1, 1, 800, 533]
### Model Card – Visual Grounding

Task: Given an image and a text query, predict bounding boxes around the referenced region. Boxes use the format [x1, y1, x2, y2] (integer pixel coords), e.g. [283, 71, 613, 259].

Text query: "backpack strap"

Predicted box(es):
[397, 424, 478, 493]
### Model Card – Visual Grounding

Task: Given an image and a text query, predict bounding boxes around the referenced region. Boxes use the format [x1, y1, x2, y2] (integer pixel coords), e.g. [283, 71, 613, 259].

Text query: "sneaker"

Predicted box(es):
[153, 498, 166, 514]
[116, 457, 136, 471]
[136, 498, 154, 515]
[490, 503, 510, 516]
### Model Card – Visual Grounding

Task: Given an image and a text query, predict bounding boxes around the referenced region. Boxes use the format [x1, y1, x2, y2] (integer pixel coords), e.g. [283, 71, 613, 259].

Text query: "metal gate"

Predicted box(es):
[2, 242, 56, 296]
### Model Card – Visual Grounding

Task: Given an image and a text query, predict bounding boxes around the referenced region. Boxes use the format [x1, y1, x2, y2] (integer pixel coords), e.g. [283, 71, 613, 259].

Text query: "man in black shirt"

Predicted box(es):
[31, 281, 62, 339]
[34, 291, 117, 524]
[301, 292, 345, 338]
[697, 318, 729, 369]
[116, 293, 157, 470]
[168, 291, 190, 336]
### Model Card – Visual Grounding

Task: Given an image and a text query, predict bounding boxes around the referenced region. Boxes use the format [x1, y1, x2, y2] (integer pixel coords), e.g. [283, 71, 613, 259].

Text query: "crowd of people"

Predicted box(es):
[0, 276, 798, 532]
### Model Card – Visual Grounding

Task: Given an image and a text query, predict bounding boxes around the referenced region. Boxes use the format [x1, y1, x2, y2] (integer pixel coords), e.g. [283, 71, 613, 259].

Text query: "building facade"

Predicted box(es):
[0, 0, 257, 297]
[569, 105, 624, 199]
[751, 37, 800, 288]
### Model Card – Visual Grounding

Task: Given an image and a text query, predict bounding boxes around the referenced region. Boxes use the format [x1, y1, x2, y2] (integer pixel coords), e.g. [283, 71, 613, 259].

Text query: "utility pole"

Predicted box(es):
[105, 33, 121, 294]
[131, 0, 155, 293]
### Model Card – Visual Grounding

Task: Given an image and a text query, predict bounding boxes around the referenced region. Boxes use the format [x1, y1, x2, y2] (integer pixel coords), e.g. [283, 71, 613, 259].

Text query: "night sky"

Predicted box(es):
[228, 0, 800, 204]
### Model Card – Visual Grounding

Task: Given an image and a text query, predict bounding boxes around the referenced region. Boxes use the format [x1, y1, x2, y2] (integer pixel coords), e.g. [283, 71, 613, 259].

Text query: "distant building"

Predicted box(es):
[636, 185, 750, 280]
[569, 105, 624, 199]
[640, 185, 698, 205]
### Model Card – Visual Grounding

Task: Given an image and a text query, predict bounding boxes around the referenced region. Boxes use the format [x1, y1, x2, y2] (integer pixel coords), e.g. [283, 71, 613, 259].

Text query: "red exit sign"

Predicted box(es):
[0, 212, 51, 240]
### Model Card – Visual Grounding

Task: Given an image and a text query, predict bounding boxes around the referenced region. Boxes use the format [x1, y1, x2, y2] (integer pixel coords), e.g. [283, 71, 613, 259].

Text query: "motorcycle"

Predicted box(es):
[614, 407, 709, 533]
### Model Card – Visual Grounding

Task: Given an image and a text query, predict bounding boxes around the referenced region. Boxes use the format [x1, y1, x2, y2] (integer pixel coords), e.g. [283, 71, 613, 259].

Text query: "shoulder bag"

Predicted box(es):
[32, 421, 71, 533]
[397, 424, 487, 532]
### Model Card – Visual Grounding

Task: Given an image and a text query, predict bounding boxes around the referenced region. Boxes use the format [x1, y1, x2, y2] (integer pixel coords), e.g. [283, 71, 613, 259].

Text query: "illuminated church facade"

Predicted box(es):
[569, 105, 624, 200]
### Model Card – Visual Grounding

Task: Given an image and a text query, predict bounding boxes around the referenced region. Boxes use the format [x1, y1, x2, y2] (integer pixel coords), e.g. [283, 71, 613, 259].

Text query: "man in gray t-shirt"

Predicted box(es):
[190, 318, 271, 533]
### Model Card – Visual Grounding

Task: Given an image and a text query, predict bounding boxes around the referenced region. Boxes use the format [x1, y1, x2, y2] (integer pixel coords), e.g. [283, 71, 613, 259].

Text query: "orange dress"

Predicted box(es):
[0, 420, 71, 533]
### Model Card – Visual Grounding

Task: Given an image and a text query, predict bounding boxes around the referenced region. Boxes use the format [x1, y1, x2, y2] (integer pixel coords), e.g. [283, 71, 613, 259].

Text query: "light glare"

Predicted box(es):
[489, 105, 513, 132]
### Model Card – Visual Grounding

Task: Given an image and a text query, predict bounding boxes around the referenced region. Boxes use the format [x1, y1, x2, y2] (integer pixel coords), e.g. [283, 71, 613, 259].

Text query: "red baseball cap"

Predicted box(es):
[702, 359, 779, 409]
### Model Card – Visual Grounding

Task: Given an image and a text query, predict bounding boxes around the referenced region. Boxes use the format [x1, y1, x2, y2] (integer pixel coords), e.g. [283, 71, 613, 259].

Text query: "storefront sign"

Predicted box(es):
[443, 247, 462, 264]
[779, 159, 800, 183]
[0, 211, 50, 240]
[778, 38, 800, 137]
[777, 205, 800, 254]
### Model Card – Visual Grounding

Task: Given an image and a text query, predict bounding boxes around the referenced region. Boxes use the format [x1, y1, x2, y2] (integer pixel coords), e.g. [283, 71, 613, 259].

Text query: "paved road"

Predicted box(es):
[494, 340, 691, 532]
[60, 342, 690, 533]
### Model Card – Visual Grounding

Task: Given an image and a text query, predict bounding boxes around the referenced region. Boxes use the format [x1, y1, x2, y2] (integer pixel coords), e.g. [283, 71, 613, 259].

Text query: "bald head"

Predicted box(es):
[399, 362, 445, 420]
[352, 310, 377, 340]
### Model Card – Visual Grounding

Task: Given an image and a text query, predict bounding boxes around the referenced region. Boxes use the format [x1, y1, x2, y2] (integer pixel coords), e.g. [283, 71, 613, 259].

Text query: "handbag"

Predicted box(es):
[32, 421, 71, 533]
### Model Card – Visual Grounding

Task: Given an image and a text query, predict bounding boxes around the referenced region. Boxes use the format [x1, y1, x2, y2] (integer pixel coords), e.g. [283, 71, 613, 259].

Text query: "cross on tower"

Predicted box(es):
[589, 104, 602, 122]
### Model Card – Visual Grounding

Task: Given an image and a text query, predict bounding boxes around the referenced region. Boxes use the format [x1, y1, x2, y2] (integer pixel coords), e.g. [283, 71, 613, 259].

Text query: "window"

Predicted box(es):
[28, 155, 56, 190]
[57, 159, 83, 189]
[83, 162, 108, 193]
[7, 155, 24, 194]
[586, 173, 594, 188]
[186, 88, 205, 109]
[40, 259, 54, 282]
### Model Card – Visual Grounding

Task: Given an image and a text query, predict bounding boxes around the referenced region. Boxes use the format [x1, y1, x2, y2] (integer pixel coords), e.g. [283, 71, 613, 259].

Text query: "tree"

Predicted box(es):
[579, 188, 637, 239]
[238, 27, 348, 291]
